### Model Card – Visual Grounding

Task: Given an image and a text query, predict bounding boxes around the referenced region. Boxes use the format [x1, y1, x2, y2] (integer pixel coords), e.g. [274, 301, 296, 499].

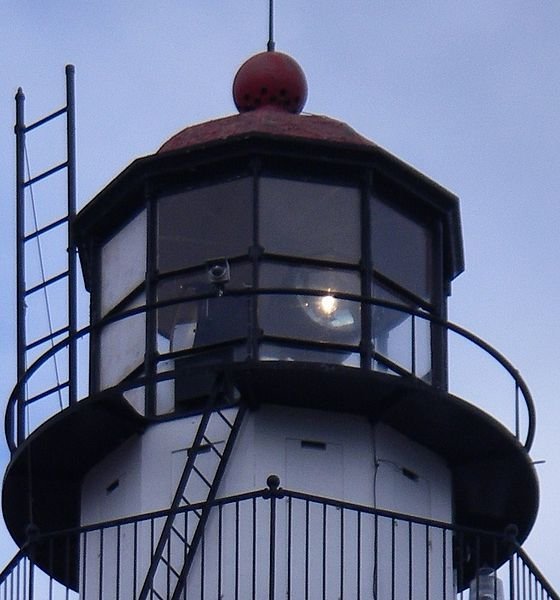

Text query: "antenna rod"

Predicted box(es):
[267, 0, 275, 51]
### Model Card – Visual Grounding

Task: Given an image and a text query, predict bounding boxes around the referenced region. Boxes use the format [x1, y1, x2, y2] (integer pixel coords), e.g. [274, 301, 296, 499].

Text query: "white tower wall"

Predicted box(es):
[80, 405, 453, 599]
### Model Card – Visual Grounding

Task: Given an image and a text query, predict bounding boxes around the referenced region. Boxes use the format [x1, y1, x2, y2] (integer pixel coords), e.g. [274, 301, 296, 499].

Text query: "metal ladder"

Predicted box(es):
[138, 375, 246, 600]
[14, 65, 77, 446]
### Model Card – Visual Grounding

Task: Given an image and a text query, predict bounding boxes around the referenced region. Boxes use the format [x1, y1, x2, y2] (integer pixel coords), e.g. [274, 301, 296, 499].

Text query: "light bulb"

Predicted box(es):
[319, 293, 337, 317]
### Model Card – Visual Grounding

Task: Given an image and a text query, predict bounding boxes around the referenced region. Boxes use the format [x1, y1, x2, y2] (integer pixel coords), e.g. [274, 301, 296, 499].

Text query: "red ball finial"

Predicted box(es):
[233, 51, 308, 114]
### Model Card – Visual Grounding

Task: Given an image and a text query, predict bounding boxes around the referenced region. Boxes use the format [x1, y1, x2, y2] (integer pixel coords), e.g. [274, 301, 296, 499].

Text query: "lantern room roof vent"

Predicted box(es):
[233, 51, 308, 114]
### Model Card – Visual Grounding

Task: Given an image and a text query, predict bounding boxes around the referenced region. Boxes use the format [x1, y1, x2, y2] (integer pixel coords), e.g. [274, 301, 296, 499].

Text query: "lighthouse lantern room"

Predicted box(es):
[0, 48, 552, 600]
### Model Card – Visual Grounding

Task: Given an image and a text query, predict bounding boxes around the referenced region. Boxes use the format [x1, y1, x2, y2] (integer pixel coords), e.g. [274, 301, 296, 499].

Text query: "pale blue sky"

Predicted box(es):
[1, 0, 559, 587]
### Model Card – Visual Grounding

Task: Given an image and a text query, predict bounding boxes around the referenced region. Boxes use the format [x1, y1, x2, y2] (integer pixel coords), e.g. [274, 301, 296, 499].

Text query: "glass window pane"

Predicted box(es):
[158, 178, 253, 273]
[101, 210, 146, 315]
[123, 386, 145, 416]
[157, 264, 252, 354]
[99, 293, 146, 389]
[260, 178, 360, 263]
[259, 343, 360, 367]
[372, 284, 431, 379]
[371, 196, 432, 301]
[259, 263, 361, 345]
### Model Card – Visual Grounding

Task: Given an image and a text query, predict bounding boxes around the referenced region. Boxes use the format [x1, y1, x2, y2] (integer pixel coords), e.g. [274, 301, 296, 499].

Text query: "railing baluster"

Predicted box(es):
[516, 382, 521, 441]
[340, 507, 344, 600]
[98, 528, 104, 600]
[425, 523, 429, 600]
[321, 503, 326, 600]
[218, 505, 223, 600]
[411, 314, 416, 376]
[200, 532, 205, 600]
[116, 525, 121, 600]
[373, 512, 379, 600]
[408, 520, 413, 600]
[305, 499, 310, 600]
[252, 498, 257, 600]
[268, 488, 277, 600]
[133, 522, 138, 598]
[391, 517, 396, 600]
[80, 532, 86, 600]
[0, 487, 557, 600]
[235, 501, 240, 600]
[356, 511, 361, 600]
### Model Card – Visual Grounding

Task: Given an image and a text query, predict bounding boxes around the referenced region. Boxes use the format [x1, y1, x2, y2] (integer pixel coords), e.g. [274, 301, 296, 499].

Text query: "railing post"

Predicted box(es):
[25, 524, 39, 600]
[508, 554, 515, 600]
[266, 475, 281, 600]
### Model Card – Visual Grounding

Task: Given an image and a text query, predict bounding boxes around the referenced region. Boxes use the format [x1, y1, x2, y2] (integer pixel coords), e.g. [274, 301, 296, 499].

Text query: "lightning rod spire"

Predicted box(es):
[267, 0, 275, 51]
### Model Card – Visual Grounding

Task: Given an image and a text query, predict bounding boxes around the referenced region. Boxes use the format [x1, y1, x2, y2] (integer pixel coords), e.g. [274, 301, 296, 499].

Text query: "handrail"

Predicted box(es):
[0, 483, 556, 600]
[515, 547, 560, 600]
[4, 289, 536, 452]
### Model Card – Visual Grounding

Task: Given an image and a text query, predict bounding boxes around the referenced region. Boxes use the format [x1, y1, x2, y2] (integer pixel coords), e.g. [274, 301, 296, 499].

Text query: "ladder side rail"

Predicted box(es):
[15, 87, 27, 446]
[170, 403, 247, 600]
[137, 389, 221, 600]
[66, 64, 78, 406]
[139, 378, 245, 600]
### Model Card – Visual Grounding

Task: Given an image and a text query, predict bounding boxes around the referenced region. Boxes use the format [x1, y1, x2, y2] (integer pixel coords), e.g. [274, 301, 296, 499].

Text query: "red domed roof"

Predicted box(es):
[158, 107, 375, 154]
[158, 50, 376, 154]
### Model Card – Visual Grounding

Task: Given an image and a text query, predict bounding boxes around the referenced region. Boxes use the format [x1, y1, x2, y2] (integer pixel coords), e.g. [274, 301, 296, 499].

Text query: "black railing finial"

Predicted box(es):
[267, 473, 280, 491]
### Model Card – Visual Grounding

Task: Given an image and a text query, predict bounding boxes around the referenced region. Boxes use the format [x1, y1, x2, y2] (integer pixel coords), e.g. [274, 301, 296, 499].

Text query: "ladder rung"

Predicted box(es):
[152, 589, 165, 600]
[192, 466, 212, 489]
[24, 381, 69, 405]
[160, 557, 181, 580]
[24, 106, 67, 132]
[24, 161, 67, 187]
[24, 216, 69, 242]
[137, 401, 243, 600]
[201, 437, 224, 458]
[209, 444, 223, 459]
[216, 409, 236, 428]
[24, 270, 68, 296]
[188, 443, 212, 456]
[170, 526, 186, 543]
[26, 326, 70, 351]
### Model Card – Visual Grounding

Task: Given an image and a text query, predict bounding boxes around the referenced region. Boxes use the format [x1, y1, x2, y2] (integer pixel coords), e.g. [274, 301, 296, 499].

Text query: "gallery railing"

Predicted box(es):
[0, 481, 557, 600]
[5, 291, 536, 451]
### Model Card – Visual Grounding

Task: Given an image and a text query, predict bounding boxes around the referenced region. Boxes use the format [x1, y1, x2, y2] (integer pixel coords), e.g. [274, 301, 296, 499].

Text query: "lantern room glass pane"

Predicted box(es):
[260, 178, 360, 263]
[371, 197, 432, 302]
[260, 343, 360, 367]
[371, 284, 431, 380]
[99, 293, 146, 390]
[157, 178, 253, 273]
[259, 263, 361, 346]
[157, 263, 252, 355]
[100, 209, 147, 315]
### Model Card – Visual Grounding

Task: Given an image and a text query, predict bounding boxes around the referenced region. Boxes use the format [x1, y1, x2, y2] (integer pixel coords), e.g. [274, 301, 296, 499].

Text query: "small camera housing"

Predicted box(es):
[206, 258, 231, 285]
